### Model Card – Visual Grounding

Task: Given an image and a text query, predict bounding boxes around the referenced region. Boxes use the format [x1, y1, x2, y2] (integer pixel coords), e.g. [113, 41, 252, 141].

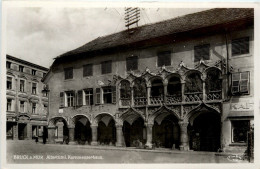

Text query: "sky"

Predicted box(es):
[6, 7, 207, 68]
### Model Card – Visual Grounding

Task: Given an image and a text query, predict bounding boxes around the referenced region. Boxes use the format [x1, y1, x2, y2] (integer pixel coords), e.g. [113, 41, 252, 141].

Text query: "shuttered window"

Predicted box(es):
[83, 64, 93, 77]
[231, 72, 250, 95]
[101, 60, 112, 74]
[66, 91, 75, 107]
[157, 51, 171, 67]
[232, 37, 249, 56]
[60, 92, 64, 108]
[126, 56, 138, 71]
[194, 44, 210, 62]
[77, 90, 83, 106]
[96, 88, 101, 104]
[64, 67, 73, 79]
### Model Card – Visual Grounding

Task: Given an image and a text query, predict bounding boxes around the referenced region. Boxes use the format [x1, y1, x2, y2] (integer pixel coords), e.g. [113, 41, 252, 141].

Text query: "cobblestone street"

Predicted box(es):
[6, 140, 247, 163]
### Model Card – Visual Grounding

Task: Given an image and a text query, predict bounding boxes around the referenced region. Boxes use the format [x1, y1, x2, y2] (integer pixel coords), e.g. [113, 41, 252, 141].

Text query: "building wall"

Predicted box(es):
[6, 56, 49, 140]
[46, 27, 254, 151]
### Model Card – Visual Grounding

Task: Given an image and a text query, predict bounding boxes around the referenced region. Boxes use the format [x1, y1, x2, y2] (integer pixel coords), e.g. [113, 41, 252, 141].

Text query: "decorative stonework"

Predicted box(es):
[183, 104, 199, 117]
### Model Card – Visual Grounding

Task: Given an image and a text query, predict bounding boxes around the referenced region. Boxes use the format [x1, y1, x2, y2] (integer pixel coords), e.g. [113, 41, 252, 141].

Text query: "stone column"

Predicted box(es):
[56, 121, 64, 141]
[47, 127, 56, 144]
[181, 82, 185, 102]
[91, 125, 98, 145]
[131, 87, 134, 106]
[202, 76, 206, 101]
[145, 123, 153, 148]
[147, 86, 151, 105]
[116, 125, 123, 147]
[178, 121, 189, 151]
[13, 123, 18, 140]
[163, 83, 168, 103]
[26, 123, 32, 140]
[68, 127, 76, 145]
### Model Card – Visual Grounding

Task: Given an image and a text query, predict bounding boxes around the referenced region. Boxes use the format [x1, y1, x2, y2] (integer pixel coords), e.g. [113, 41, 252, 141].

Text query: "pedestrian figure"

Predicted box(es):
[35, 135, 38, 144]
[42, 131, 46, 144]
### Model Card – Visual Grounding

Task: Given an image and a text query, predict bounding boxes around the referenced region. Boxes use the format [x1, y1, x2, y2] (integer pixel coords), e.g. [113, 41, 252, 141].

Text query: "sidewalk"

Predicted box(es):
[8, 140, 242, 157]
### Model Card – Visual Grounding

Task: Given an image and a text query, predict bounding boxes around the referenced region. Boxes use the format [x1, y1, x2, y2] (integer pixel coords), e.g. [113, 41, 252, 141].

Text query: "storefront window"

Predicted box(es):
[232, 120, 250, 143]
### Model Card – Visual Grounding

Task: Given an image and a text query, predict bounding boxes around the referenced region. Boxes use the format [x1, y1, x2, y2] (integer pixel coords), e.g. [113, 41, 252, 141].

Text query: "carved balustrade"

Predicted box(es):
[150, 96, 164, 105]
[184, 92, 203, 102]
[134, 97, 147, 106]
[206, 90, 222, 101]
[166, 94, 182, 104]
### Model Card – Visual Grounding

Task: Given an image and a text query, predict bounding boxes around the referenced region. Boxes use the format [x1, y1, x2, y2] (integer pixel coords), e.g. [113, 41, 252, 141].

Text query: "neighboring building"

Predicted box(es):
[43, 8, 254, 153]
[6, 55, 49, 140]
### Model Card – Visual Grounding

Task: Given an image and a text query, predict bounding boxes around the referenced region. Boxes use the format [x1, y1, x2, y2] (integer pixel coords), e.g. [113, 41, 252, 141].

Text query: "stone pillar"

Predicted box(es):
[13, 123, 18, 140]
[47, 127, 56, 144]
[145, 123, 153, 148]
[26, 123, 32, 140]
[181, 82, 185, 102]
[178, 121, 189, 151]
[91, 125, 98, 145]
[116, 125, 123, 147]
[56, 121, 64, 141]
[147, 86, 151, 105]
[202, 79, 206, 101]
[163, 84, 168, 103]
[131, 87, 134, 106]
[68, 127, 76, 145]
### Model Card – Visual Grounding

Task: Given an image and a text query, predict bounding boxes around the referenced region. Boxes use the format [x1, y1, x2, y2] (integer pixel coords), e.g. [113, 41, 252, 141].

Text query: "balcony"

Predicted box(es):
[150, 96, 163, 105]
[206, 90, 222, 101]
[134, 97, 147, 106]
[184, 92, 203, 102]
[166, 94, 182, 104]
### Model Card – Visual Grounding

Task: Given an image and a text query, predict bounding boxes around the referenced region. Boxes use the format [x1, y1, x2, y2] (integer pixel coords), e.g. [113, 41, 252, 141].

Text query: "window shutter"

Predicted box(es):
[59, 92, 64, 108]
[112, 86, 117, 104]
[77, 90, 83, 106]
[231, 73, 240, 94]
[96, 88, 101, 104]
[240, 72, 249, 94]
[73, 91, 76, 107]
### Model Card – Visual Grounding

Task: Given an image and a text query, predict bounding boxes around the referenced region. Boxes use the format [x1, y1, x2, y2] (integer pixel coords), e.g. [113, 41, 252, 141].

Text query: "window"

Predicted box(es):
[157, 51, 171, 67]
[194, 44, 210, 62]
[19, 66, 24, 72]
[232, 37, 249, 56]
[7, 77, 12, 90]
[32, 103, 36, 114]
[20, 80, 25, 92]
[20, 101, 25, 113]
[6, 61, 11, 69]
[85, 89, 93, 105]
[43, 73, 46, 78]
[66, 92, 75, 107]
[64, 67, 73, 79]
[42, 90, 48, 97]
[83, 64, 93, 77]
[102, 87, 116, 104]
[231, 72, 250, 95]
[232, 120, 250, 143]
[32, 69, 36, 75]
[103, 88, 112, 104]
[7, 99, 12, 111]
[126, 56, 138, 71]
[101, 60, 112, 74]
[32, 83, 37, 94]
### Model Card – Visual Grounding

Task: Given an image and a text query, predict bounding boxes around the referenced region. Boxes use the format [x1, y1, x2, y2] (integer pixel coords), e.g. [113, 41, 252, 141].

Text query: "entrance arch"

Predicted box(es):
[95, 113, 116, 145]
[74, 116, 92, 145]
[189, 112, 221, 152]
[123, 117, 145, 147]
[48, 117, 69, 143]
[153, 114, 180, 149]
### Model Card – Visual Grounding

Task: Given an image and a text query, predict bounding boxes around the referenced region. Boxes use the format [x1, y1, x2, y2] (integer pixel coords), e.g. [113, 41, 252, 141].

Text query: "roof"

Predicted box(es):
[56, 8, 253, 60]
[7, 54, 49, 71]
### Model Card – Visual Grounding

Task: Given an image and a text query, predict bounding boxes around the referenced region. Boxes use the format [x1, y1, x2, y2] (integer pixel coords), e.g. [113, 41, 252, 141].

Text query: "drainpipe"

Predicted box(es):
[224, 29, 231, 102]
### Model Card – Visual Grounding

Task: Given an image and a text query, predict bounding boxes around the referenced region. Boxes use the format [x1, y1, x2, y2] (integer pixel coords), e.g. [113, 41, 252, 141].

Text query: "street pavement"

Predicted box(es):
[6, 140, 248, 163]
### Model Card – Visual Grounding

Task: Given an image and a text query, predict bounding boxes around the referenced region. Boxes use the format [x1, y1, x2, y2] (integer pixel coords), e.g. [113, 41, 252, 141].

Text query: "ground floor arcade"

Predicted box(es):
[48, 106, 224, 152]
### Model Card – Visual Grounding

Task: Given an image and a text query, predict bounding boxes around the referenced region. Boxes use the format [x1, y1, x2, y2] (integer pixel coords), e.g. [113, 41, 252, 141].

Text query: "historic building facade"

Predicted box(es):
[43, 8, 254, 152]
[6, 55, 49, 140]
